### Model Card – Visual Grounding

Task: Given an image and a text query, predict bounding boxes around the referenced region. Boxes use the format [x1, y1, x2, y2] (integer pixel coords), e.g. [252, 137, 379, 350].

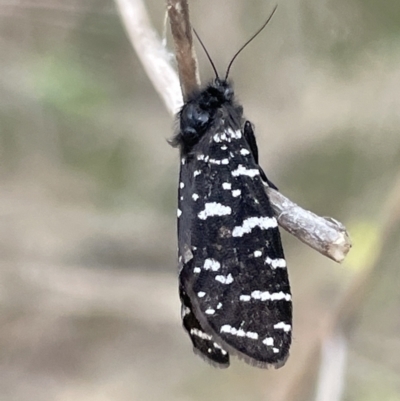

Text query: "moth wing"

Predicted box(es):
[179, 284, 230, 367]
[178, 125, 291, 368]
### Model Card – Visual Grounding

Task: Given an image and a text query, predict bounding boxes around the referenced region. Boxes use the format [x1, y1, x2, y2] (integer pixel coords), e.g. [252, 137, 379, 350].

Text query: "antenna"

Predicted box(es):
[193, 28, 220, 80]
[225, 5, 277, 80]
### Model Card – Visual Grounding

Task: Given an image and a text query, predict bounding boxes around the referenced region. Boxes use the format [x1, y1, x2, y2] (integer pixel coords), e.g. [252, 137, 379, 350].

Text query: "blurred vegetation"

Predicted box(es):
[0, 0, 400, 400]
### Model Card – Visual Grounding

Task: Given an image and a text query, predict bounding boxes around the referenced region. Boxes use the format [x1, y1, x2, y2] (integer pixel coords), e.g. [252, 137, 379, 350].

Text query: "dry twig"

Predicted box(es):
[166, 0, 200, 99]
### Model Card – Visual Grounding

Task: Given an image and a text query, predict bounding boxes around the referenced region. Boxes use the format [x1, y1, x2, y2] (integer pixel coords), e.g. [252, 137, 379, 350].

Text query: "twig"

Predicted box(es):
[114, 0, 352, 263]
[267, 188, 351, 262]
[166, 0, 200, 99]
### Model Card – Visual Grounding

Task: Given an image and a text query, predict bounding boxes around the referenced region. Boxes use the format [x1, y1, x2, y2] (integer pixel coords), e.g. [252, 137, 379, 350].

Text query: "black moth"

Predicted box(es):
[170, 7, 292, 369]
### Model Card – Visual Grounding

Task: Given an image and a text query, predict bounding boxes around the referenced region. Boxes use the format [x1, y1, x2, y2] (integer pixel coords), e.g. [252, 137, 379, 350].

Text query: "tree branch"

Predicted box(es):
[114, 0, 352, 263]
[166, 0, 200, 99]
[267, 188, 351, 262]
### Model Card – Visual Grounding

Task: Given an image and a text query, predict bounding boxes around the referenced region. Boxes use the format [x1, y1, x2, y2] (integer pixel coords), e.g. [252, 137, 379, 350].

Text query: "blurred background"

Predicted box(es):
[1, 0, 400, 400]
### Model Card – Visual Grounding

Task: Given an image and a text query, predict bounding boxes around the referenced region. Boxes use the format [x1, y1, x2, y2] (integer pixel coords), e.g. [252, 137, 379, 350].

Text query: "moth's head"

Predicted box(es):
[175, 96, 211, 153]
[211, 79, 234, 102]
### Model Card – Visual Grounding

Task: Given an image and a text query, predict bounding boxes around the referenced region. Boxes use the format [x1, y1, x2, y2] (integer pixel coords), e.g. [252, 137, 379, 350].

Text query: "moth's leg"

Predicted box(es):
[243, 121, 278, 190]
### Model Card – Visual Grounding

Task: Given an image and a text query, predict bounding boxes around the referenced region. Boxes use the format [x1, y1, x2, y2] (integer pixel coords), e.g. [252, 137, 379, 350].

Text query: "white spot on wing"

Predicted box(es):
[232, 189, 241, 197]
[197, 154, 209, 162]
[222, 182, 232, 190]
[240, 148, 251, 156]
[182, 306, 191, 317]
[274, 322, 292, 332]
[246, 331, 258, 340]
[232, 216, 277, 237]
[193, 267, 201, 273]
[197, 291, 206, 298]
[215, 273, 234, 284]
[213, 129, 242, 143]
[255, 291, 292, 301]
[273, 347, 280, 353]
[203, 258, 221, 271]
[262, 337, 274, 346]
[198, 202, 232, 220]
[220, 325, 258, 339]
[190, 328, 212, 340]
[179, 182, 184, 189]
[193, 170, 201, 177]
[213, 342, 227, 354]
[254, 250, 262, 257]
[192, 193, 199, 201]
[228, 128, 242, 139]
[232, 164, 260, 178]
[177, 209, 182, 217]
[240, 291, 291, 302]
[236, 329, 245, 337]
[205, 308, 215, 315]
[271, 292, 291, 301]
[265, 256, 287, 269]
[209, 158, 230, 165]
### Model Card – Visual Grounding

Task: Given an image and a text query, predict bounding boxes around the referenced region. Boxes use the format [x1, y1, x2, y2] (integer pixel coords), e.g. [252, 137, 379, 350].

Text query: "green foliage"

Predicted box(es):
[31, 51, 108, 117]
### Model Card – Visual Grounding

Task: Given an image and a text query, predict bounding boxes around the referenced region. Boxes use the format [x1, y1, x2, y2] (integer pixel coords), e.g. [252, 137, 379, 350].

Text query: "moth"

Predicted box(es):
[170, 7, 292, 369]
